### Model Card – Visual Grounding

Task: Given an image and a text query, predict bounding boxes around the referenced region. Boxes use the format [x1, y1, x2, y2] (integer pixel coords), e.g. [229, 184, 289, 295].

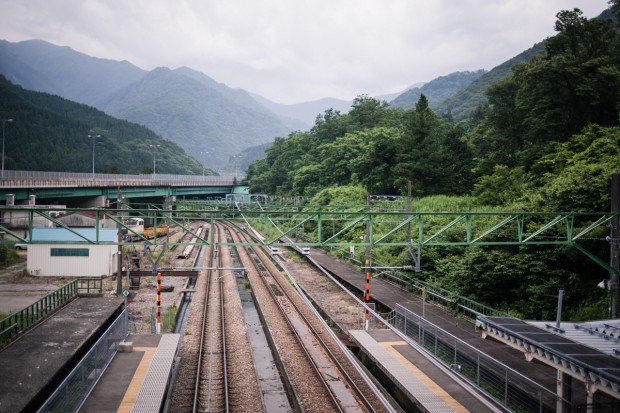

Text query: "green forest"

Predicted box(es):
[245, 6, 620, 320]
[0, 76, 208, 175]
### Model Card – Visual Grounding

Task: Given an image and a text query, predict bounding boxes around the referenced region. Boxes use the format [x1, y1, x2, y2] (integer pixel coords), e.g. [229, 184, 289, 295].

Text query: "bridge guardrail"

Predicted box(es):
[0, 170, 244, 187]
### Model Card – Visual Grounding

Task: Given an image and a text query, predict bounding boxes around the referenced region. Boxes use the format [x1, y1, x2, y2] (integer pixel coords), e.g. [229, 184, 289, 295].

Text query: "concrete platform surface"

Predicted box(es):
[351, 329, 498, 413]
[0, 295, 124, 413]
[80, 335, 162, 413]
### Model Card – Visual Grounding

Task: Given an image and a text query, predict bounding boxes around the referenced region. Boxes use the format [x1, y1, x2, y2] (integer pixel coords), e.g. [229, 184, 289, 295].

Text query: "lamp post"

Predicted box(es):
[88, 134, 101, 176]
[232, 155, 241, 178]
[200, 151, 209, 176]
[149, 144, 160, 175]
[1, 118, 13, 179]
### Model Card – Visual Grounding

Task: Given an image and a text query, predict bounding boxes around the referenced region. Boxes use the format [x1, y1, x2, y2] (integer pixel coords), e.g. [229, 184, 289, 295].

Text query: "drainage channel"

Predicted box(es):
[227, 232, 293, 413]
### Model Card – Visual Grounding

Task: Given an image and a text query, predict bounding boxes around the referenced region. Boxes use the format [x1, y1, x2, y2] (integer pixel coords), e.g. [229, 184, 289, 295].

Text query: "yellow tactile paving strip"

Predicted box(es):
[116, 348, 157, 413]
[379, 340, 469, 413]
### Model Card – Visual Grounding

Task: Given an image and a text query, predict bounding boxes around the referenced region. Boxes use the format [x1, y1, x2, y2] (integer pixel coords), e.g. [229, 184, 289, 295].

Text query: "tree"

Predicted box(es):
[348, 95, 390, 131]
[393, 94, 459, 196]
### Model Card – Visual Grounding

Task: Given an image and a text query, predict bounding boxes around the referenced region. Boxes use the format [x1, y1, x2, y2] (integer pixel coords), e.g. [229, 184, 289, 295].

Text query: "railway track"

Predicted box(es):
[168, 222, 262, 413]
[228, 222, 393, 413]
[167, 220, 394, 412]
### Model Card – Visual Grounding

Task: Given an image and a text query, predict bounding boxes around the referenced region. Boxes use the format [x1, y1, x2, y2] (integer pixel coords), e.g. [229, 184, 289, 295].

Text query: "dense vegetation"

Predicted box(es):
[0, 75, 209, 174]
[246, 6, 620, 320]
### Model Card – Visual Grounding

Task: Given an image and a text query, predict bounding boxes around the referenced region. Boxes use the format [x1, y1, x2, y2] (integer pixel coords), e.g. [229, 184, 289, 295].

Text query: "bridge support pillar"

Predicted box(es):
[556, 370, 571, 413]
[82, 196, 107, 208]
[165, 195, 176, 206]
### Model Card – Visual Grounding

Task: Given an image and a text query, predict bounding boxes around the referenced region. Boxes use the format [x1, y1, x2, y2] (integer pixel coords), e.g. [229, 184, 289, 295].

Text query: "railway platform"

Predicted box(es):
[0, 295, 124, 413]
[350, 329, 497, 413]
[306, 249, 591, 409]
[80, 334, 180, 413]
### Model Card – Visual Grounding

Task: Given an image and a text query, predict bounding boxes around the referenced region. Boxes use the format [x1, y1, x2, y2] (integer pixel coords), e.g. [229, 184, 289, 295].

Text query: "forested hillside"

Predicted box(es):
[390, 70, 487, 111]
[0, 39, 292, 168]
[98, 67, 290, 167]
[433, 43, 546, 122]
[246, 6, 620, 320]
[0, 76, 206, 174]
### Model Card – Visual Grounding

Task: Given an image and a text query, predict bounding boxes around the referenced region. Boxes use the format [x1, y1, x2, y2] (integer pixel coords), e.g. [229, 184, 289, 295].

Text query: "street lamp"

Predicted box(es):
[149, 144, 160, 174]
[1, 118, 13, 179]
[88, 134, 101, 176]
[232, 155, 241, 178]
[200, 151, 209, 176]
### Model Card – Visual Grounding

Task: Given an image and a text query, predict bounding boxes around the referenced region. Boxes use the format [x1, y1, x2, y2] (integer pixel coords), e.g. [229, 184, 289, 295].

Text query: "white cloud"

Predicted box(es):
[0, 0, 610, 103]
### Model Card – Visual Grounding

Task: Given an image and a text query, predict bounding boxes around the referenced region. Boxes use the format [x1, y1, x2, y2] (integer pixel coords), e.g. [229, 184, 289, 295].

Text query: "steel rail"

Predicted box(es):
[192, 228, 216, 413]
[229, 222, 378, 413]
[216, 223, 230, 413]
[240, 233, 345, 412]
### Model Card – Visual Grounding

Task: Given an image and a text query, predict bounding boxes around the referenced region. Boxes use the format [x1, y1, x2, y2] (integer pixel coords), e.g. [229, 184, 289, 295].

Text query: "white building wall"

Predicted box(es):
[27, 244, 118, 277]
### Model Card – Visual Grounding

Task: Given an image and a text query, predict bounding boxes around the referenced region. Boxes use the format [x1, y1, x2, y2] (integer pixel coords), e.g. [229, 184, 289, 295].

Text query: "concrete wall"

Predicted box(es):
[27, 244, 119, 277]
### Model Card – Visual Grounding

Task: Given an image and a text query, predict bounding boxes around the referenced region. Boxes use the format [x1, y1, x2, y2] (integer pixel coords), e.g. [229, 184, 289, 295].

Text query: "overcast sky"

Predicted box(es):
[0, 0, 611, 104]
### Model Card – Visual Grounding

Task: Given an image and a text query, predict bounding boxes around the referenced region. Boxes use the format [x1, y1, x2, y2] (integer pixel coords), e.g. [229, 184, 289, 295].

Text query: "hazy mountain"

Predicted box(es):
[0, 39, 295, 168]
[0, 75, 205, 175]
[375, 82, 426, 102]
[98, 67, 290, 166]
[251, 94, 353, 128]
[390, 70, 487, 110]
[0, 39, 146, 106]
[433, 42, 546, 121]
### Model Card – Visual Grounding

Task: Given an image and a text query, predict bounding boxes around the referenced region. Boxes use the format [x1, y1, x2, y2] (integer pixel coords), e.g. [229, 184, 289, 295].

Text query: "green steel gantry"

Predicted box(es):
[1, 205, 618, 274]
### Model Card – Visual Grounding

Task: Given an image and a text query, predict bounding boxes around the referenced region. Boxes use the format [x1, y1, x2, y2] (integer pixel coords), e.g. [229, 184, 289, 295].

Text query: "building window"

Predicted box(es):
[51, 248, 90, 257]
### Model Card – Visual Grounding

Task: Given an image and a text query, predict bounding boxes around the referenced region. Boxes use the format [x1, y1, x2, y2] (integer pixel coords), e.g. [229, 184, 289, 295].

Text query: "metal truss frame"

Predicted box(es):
[0, 207, 617, 274]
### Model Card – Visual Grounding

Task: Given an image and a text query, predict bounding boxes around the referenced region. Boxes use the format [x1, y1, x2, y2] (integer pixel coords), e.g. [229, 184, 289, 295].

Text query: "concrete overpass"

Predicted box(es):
[0, 170, 248, 207]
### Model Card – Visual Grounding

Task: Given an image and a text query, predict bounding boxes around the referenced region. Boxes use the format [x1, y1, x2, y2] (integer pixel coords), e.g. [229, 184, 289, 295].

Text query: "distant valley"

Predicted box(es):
[0, 38, 539, 171]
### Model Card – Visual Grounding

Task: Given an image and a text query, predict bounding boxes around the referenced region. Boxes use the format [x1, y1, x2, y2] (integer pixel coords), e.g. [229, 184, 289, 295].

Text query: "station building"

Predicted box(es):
[26, 227, 119, 277]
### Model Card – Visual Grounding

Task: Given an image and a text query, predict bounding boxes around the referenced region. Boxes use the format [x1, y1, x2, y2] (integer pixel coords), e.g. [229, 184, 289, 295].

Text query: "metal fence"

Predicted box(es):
[37, 308, 128, 413]
[390, 304, 570, 412]
[0, 278, 102, 344]
[328, 246, 509, 319]
[380, 270, 509, 319]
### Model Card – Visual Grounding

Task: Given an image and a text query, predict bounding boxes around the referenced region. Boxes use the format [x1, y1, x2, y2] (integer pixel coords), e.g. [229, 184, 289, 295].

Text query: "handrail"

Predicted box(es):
[0, 278, 102, 344]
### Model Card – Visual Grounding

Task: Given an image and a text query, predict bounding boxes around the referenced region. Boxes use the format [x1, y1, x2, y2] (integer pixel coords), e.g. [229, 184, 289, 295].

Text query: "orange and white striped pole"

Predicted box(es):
[156, 272, 162, 334]
[364, 259, 370, 330]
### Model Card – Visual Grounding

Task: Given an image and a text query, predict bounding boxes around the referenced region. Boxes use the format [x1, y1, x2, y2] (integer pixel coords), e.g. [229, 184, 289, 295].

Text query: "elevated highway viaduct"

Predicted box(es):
[0, 170, 247, 207]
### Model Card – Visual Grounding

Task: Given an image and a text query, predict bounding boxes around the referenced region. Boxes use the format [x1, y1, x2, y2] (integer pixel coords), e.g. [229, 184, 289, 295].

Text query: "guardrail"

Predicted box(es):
[0, 170, 244, 187]
[391, 304, 571, 412]
[0, 278, 103, 344]
[37, 308, 128, 413]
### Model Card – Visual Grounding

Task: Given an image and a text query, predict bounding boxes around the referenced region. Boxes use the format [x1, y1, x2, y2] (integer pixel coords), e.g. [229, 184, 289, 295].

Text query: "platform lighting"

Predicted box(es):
[149, 144, 161, 174]
[1, 118, 13, 179]
[200, 151, 209, 176]
[88, 134, 101, 176]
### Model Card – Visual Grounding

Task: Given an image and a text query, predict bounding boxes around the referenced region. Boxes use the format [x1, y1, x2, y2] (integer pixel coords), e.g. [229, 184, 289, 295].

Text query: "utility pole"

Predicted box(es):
[364, 193, 372, 330]
[611, 173, 620, 318]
